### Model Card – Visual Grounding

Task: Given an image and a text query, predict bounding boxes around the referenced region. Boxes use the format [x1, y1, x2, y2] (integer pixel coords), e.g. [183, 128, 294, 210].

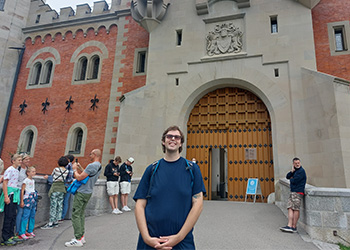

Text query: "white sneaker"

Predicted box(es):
[65, 238, 83, 247]
[80, 235, 86, 244]
[122, 206, 131, 212]
[112, 208, 123, 214]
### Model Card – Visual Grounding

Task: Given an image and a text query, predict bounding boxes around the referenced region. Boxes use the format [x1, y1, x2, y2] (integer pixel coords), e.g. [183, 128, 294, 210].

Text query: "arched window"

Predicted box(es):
[71, 41, 108, 85]
[18, 125, 38, 157]
[71, 128, 83, 154]
[19, 130, 34, 154]
[77, 57, 88, 81]
[42, 60, 53, 84]
[30, 62, 42, 85]
[65, 123, 87, 157]
[90, 56, 100, 79]
[27, 55, 58, 89]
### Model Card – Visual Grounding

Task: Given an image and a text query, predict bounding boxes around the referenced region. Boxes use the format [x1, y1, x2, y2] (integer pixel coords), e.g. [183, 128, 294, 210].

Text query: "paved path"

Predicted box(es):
[8, 201, 339, 250]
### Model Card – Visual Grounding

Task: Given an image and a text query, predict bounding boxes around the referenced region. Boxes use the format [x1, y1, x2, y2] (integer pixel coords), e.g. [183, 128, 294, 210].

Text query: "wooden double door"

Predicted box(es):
[186, 87, 274, 202]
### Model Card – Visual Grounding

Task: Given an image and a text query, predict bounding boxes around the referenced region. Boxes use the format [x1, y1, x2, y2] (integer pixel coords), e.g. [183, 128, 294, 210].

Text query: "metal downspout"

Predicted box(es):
[0, 46, 25, 156]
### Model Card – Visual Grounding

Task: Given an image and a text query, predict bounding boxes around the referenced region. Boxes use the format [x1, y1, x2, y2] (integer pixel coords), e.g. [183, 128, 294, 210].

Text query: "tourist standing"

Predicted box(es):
[119, 157, 134, 212]
[104, 156, 122, 214]
[64, 149, 102, 247]
[134, 126, 206, 249]
[280, 157, 307, 233]
[0, 154, 24, 246]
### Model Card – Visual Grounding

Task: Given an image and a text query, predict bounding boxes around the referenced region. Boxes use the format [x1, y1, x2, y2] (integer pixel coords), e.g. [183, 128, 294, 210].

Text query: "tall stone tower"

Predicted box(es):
[0, 0, 30, 143]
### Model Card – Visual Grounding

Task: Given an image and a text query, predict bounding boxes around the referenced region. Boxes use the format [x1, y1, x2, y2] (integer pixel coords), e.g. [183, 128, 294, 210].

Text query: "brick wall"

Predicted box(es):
[0, 26, 118, 174]
[312, 0, 350, 81]
[1, 16, 150, 174]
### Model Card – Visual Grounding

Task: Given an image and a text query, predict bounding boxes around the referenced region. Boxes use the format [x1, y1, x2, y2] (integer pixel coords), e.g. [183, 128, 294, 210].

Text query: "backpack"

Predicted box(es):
[67, 165, 101, 194]
[146, 159, 194, 198]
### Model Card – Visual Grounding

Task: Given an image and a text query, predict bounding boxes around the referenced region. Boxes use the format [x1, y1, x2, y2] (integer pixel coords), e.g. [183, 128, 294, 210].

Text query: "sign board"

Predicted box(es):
[245, 148, 257, 160]
[246, 178, 258, 194]
[245, 178, 263, 203]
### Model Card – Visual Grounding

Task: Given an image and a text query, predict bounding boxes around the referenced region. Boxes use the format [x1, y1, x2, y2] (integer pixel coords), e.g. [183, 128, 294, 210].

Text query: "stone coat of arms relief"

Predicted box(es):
[206, 22, 243, 56]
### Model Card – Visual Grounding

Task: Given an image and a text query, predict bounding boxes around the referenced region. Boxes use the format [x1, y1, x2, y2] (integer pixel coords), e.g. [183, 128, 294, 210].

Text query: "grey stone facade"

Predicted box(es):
[0, 0, 30, 142]
[115, 0, 350, 190]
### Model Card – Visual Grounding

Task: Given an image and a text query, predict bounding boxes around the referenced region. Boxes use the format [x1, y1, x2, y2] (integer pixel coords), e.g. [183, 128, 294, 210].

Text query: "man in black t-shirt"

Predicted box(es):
[119, 157, 134, 212]
[104, 156, 122, 214]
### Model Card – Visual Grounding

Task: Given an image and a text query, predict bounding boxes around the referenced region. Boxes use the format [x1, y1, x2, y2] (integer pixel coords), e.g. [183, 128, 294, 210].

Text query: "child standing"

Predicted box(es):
[19, 166, 37, 240]
[41, 157, 68, 229]
[0, 154, 24, 246]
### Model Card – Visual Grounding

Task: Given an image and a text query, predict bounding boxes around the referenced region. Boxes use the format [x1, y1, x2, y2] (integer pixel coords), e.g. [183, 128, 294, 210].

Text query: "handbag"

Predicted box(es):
[67, 165, 101, 194]
[67, 177, 89, 195]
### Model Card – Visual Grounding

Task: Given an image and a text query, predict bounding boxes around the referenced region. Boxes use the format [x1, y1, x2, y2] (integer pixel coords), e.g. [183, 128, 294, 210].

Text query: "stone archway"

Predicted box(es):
[186, 87, 274, 202]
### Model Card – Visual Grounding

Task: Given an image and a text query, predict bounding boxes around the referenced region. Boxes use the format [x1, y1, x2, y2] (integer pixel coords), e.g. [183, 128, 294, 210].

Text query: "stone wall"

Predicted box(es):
[276, 178, 350, 245]
[0, 176, 140, 238]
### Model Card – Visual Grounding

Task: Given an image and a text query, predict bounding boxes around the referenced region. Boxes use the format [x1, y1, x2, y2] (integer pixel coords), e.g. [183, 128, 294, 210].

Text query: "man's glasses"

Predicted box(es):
[165, 134, 182, 140]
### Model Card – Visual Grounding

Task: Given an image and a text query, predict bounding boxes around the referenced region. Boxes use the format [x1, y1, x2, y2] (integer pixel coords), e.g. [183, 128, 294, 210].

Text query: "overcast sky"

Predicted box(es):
[45, 0, 111, 12]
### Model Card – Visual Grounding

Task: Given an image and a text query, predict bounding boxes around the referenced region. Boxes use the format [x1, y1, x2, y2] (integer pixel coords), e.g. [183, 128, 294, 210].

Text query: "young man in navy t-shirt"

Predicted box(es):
[134, 126, 206, 249]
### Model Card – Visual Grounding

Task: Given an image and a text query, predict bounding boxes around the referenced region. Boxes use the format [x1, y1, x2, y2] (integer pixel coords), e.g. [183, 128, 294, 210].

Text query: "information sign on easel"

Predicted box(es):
[245, 178, 264, 203]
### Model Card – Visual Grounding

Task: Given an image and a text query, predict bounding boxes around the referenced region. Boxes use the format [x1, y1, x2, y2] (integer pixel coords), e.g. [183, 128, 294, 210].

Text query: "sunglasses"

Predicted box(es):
[165, 134, 182, 140]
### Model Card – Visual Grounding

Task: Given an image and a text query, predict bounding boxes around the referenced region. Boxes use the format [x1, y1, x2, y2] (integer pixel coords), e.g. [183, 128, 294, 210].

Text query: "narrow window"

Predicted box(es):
[69, 128, 83, 154]
[19, 130, 34, 154]
[175, 78, 179, 86]
[91, 56, 100, 79]
[31, 62, 42, 85]
[42, 61, 53, 84]
[136, 51, 146, 73]
[26, 131, 34, 154]
[35, 15, 41, 23]
[0, 0, 5, 11]
[176, 30, 182, 46]
[274, 68, 279, 77]
[77, 57, 87, 80]
[74, 129, 83, 153]
[334, 27, 346, 51]
[270, 16, 278, 34]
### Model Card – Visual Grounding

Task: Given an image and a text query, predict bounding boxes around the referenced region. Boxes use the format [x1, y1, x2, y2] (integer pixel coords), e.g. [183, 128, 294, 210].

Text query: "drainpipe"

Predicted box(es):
[0, 46, 25, 156]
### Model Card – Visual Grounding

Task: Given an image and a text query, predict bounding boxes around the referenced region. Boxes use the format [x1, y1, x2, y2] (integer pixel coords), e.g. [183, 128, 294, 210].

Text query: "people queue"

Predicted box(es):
[0, 152, 134, 247]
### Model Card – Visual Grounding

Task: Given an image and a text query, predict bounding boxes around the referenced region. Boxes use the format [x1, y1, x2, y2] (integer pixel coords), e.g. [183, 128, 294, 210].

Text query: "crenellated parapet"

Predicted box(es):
[23, 0, 132, 44]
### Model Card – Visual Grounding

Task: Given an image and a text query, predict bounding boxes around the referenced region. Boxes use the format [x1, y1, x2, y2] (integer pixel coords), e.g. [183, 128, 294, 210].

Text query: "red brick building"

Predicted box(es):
[312, 0, 350, 81]
[0, 1, 148, 174]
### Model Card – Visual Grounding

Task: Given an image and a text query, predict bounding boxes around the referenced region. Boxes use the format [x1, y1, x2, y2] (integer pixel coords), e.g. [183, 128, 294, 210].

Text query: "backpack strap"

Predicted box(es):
[146, 159, 195, 198]
[146, 161, 160, 198]
[54, 168, 67, 182]
[89, 165, 102, 177]
[185, 160, 194, 188]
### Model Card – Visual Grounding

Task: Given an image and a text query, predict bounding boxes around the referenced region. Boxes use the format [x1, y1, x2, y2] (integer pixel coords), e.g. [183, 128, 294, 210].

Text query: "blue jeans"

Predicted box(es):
[15, 205, 23, 234]
[62, 191, 71, 219]
[20, 206, 36, 235]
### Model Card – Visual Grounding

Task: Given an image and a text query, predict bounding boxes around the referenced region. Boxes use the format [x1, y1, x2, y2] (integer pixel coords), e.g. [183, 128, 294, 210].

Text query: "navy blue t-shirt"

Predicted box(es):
[133, 157, 206, 250]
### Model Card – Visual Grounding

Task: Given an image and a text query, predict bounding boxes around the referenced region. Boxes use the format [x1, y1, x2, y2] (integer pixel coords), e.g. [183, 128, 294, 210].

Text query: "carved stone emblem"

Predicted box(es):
[206, 23, 243, 56]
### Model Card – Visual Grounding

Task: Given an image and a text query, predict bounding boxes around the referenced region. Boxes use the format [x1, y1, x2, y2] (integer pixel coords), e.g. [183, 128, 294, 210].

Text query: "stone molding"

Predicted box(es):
[196, 0, 250, 15]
